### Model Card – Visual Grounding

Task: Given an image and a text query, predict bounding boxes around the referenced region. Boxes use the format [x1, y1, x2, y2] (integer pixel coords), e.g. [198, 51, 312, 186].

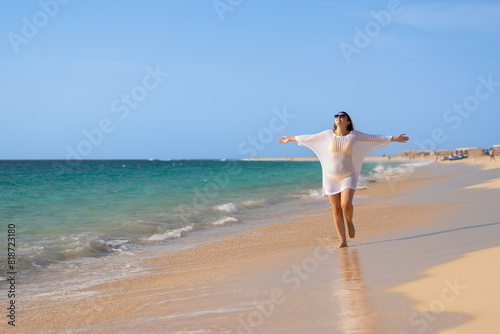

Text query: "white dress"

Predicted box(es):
[296, 130, 392, 195]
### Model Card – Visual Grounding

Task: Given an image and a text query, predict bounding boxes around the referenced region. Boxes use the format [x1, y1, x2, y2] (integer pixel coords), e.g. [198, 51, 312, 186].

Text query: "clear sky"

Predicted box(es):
[1, 0, 499, 160]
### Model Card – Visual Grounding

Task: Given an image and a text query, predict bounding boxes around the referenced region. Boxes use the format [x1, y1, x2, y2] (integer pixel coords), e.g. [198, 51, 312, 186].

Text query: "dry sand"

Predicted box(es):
[8, 156, 500, 333]
[389, 245, 500, 333]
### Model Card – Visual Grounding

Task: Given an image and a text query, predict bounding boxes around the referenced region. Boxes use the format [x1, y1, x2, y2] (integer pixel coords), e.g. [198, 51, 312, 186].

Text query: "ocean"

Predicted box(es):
[0, 159, 427, 294]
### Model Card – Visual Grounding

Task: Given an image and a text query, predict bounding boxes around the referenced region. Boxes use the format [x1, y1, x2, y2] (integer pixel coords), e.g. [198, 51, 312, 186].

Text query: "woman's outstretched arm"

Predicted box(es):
[278, 136, 297, 144]
[391, 134, 409, 143]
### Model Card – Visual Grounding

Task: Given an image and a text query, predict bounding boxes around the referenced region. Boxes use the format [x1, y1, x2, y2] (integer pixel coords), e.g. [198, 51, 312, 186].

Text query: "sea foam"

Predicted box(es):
[214, 202, 237, 213]
[211, 216, 238, 226]
[240, 198, 267, 208]
[147, 225, 194, 242]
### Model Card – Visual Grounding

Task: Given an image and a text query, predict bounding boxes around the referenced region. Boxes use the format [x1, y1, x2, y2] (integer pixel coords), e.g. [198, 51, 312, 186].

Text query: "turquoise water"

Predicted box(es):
[0, 159, 417, 274]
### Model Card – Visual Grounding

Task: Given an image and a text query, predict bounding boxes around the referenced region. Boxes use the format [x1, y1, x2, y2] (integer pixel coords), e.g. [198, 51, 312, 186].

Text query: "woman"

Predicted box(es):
[278, 111, 409, 248]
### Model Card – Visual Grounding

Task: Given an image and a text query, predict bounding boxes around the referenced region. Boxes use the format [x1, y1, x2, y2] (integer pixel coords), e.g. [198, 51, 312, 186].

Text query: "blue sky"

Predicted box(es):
[1, 0, 499, 159]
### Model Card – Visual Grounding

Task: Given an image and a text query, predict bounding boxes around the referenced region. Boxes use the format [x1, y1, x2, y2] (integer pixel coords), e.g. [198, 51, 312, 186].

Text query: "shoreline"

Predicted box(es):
[10, 157, 500, 333]
[6, 157, 420, 278]
[241, 155, 435, 162]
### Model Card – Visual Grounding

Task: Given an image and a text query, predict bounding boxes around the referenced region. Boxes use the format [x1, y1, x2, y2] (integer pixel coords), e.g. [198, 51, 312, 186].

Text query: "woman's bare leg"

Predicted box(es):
[328, 194, 347, 248]
[341, 188, 356, 239]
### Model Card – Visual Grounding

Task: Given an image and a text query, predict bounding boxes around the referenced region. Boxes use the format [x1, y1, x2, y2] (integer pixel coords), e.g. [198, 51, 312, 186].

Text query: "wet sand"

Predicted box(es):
[9, 157, 500, 333]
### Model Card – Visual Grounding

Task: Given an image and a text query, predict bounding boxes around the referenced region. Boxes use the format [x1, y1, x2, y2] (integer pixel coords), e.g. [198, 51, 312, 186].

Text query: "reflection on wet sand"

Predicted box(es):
[334, 248, 376, 333]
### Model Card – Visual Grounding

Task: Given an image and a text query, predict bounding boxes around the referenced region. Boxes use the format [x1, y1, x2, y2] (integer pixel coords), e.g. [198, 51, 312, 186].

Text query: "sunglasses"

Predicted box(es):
[334, 114, 347, 119]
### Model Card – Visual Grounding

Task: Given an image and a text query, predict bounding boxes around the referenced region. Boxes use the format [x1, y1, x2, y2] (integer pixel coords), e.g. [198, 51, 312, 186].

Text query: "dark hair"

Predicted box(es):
[333, 111, 354, 132]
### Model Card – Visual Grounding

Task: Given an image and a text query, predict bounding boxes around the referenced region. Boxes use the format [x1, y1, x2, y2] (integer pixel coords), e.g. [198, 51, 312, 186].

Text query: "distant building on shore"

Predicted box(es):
[399, 150, 436, 157]
[493, 145, 500, 155]
[436, 149, 453, 156]
[399, 149, 452, 157]
[454, 147, 483, 157]
[399, 147, 487, 158]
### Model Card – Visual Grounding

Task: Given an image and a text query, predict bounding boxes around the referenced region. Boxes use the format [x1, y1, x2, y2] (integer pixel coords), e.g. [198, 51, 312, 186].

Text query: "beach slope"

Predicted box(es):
[10, 158, 500, 333]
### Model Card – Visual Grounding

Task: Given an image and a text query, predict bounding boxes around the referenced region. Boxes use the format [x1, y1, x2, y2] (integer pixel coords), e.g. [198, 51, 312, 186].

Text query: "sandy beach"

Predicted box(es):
[9, 156, 500, 333]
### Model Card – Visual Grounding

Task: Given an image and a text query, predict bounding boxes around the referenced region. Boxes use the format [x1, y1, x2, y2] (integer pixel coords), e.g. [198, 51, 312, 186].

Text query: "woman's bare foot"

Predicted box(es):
[347, 221, 355, 239]
[338, 242, 348, 249]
